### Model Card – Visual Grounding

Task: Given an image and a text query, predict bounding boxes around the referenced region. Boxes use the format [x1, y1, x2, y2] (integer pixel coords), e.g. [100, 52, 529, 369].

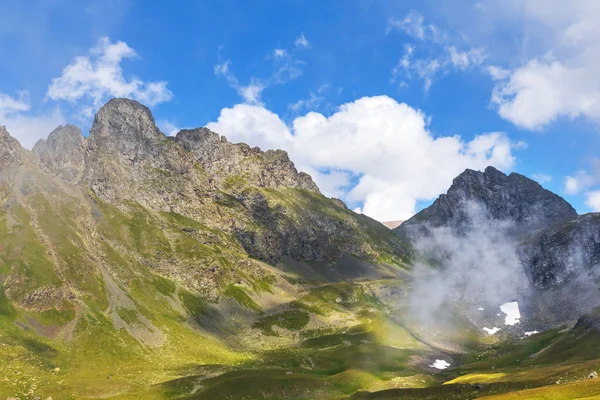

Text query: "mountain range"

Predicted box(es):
[1, 98, 599, 400]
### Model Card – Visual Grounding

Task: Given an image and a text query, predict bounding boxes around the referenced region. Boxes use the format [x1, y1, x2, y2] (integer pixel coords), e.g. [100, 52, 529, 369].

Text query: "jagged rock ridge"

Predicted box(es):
[520, 213, 600, 289]
[397, 166, 577, 236]
[77, 98, 403, 267]
[33, 125, 87, 184]
[176, 127, 319, 192]
[0, 125, 24, 172]
[394, 165, 599, 323]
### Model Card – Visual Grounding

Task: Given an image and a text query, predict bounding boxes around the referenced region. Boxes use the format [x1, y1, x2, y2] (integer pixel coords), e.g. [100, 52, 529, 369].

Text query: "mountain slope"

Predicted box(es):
[2, 102, 599, 400]
[0, 98, 415, 399]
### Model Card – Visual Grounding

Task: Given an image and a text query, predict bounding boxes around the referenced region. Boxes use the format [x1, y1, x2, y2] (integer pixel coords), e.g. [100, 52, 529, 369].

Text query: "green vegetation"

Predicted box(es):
[224, 284, 262, 311]
[253, 308, 310, 336]
[0, 170, 598, 400]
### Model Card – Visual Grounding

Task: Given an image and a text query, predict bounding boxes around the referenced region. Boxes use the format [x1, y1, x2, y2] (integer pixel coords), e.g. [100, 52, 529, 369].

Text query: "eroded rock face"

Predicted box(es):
[76, 98, 404, 267]
[33, 125, 86, 184]
[83, 98, 211, 213]
[396, 166, 577, 238]
[176, 127, 319, 192]
[0, 125, 24, 171]
[519, 213, 600, 289]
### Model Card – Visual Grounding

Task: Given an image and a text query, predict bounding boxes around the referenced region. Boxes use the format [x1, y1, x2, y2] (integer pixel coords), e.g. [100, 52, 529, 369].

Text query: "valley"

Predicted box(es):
[0, 99, 599, 400]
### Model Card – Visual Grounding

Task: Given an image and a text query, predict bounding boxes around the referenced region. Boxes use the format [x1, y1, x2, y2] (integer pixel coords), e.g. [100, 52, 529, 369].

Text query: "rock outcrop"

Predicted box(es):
[83, 98, 212, 216]
[393, 165, 599, 318]
[175, 127, 319, 192]
[519, 213, 600, 289]
[33, 125, 86, 184]
[396, 166, 577, 238]
[75, 98, 406, 267]
[0, 125, 24, 171]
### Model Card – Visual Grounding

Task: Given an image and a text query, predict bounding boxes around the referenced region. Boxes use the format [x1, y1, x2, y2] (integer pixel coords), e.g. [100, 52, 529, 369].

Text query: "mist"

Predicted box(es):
[407, 201, 530, 328]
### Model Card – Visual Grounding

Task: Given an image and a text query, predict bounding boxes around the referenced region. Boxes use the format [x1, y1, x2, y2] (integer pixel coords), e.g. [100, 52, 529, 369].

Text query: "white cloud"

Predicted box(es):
[273, 48, 287, 58]
[485, 1, 600, 128]
[0, 91, 65, 149]
[215, 61, 267, 105]
[208, 95, 522, 221]
[387, 11, 445, 43]
[532, 173, 552, 184]
[564, 160, 600, 194]
[216, 44, 304, 105]
[585, 190, 600, 211]
[294, 32, 310, 49]
[389, 12, 486, 91]
[206, 103, 292, 151]
[448, 47, 486, 70]
[0, 92, 30, 113]
[288, 85, 329, 112]
[47, 37, 173, 112]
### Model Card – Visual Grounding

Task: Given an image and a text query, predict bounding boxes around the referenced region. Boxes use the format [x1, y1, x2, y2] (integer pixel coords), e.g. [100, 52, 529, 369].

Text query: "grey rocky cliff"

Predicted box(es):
[396, 166, 577, 238]
[519, 213, 600, 289]
[0, 125, 25, 172]
[83, 98, 212, 214]
[77, 98, 406, 267]
[393, 165, 599, 321]
[175, 127, 319, 192]
[33, 125, 87, 184]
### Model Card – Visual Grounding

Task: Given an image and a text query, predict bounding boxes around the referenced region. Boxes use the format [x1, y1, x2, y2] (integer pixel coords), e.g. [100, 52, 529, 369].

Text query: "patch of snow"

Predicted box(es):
[483, 327, 501, 335]
[524, 330, 539, 336]
[497, 313, 501, 316]
[478, 307, 484, 311]
[500, 302, 521, 325]
[430, 359, 451, 369]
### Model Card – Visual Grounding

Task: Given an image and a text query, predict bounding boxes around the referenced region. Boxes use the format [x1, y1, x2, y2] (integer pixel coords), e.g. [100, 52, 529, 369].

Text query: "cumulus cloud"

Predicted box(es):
[388, 11, 485, 91]
[0, 91, 65, 149]
[486, 1, 600, 128]
[564, 159, 600, 194]
[585, 190, 600, 211]
[47, 37, 173, 112]
[208, 95, 522, 221]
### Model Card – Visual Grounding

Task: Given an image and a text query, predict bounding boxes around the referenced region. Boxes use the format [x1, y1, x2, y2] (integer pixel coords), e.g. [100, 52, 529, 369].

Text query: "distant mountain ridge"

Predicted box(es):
[394, 165, 600, 324]
[396, 166, 577, 237]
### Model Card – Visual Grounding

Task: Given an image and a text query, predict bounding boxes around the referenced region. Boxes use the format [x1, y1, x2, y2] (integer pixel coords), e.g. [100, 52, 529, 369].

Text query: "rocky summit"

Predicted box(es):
[397, 166, 577, 237]
[1, 98, 600, 400]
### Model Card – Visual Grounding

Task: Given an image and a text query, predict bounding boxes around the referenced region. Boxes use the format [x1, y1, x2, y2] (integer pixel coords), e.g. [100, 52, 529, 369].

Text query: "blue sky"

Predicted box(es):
[2, 0, 600, 221]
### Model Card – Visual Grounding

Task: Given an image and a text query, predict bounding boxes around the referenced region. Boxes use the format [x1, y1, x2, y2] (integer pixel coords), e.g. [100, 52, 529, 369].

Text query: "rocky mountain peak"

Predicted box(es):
[33, 124, 86, 184]
[0, 125, 24, 169]
[176, 127, 320, 193]
[83, 98, 200, 203]
[397, 166, 577, 236]
[87, 98, 164, 160]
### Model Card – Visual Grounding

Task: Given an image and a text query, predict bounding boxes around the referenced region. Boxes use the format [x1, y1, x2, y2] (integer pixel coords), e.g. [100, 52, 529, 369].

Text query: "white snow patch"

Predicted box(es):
[483, 327, 501, 335]
[524, 330, 539, 336]
[500, 302, 521, 326]
[478, 307, 484, 311]
[430, 359, 451, 369]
